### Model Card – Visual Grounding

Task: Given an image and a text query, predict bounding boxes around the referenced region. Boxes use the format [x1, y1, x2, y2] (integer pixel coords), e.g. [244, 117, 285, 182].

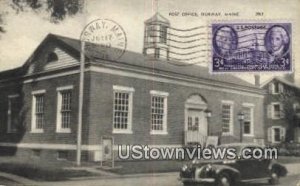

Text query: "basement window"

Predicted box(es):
[57, 150, 68, 160]
[31, 149, 41, 158]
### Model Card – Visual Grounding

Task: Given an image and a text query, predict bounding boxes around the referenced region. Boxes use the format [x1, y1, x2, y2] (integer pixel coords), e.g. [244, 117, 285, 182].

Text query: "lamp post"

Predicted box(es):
[205, 109, 212, 136]
[238, 111, 245, 143]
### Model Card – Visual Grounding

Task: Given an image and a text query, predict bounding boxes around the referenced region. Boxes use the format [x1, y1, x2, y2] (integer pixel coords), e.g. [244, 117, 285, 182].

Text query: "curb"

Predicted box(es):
[69, 171, 178, 181]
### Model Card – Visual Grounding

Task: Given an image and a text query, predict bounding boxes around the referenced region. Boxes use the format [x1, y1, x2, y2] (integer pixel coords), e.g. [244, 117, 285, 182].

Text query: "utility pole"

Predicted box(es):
[76, 41, 85, 166]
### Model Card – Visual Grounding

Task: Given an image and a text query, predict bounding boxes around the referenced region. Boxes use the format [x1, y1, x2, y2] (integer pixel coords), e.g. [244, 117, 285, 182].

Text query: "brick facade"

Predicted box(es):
[0, 34, 266, 162]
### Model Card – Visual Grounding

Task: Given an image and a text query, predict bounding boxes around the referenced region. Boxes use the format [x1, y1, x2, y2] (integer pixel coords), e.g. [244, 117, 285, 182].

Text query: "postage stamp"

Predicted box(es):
[80, 19, 127, 60]
[212, 23, 292, 73]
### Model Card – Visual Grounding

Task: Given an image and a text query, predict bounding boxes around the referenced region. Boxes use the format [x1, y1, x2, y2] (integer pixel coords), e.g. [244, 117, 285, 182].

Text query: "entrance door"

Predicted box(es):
[185, 109, 208, 146]
[187, 110, 207, 135]
[184, 94, 208, 145]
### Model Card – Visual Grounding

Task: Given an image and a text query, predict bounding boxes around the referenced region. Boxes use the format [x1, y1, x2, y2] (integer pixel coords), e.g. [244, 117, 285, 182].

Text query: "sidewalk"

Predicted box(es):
[70, 163, 300, 180]
[285, 163, 300, 175]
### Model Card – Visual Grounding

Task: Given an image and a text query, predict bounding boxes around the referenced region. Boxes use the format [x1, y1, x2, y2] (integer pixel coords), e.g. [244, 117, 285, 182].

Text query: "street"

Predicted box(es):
[14, 173, 299, 186]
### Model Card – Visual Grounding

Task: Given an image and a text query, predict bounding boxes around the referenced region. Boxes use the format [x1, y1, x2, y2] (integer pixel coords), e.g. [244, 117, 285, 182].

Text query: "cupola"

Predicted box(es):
[143, 13, 170, 60]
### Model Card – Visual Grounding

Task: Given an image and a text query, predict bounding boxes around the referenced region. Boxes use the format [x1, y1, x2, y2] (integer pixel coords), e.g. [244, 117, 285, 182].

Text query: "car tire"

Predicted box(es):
[217, 172, 232, 186]
[269, 171, 280, 185]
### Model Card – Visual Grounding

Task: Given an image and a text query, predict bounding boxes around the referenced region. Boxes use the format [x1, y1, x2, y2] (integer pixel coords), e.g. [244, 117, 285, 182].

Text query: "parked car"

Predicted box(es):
[179, 143, 287, 186]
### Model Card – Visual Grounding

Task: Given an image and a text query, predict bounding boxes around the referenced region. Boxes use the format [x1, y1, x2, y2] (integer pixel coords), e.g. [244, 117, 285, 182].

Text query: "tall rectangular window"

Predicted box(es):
[146, 25, 156, 43]
[242, 104, 254, 136]
[7, 95, 20, 133]
[221, 101, 233, 135]
[31, 90, 46, 133]
[113, 85, 134, 133]
[61, 91, 72, 129]
[273, 82, 279, 94]
[35, 95, 44, 129]
[274, 128, 281, 142]
[114, 92, 129, 130]
[273, 103, 281, 119]
[150, 90, 168, 134]
[159, 25, 167, 44]
[268, 127, 285, 143]
[56, 86, 73, 133]
[151, 96, 164, 131]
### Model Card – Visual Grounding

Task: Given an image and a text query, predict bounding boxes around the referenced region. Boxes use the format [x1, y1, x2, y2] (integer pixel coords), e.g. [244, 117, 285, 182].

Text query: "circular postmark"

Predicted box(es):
[264, 25, 290, 58]
[80, 19, 127, 60]
[212, 25, 238, 58]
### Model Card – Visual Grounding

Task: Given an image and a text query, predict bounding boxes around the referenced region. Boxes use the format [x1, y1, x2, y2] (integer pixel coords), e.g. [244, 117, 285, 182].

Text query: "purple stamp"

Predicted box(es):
[212, 23, 292, 72]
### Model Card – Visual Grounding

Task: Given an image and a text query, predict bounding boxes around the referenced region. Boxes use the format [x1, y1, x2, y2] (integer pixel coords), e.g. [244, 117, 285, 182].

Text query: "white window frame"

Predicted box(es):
[56, 85, 73, 133]
[150, 90, 169, 135]
[272, 82, 280, 95]
[31, 90, 46, 133]
[242, 103, 255, 137]
[271, 126, 285, 143]
[271, 102, 282, 119]
[221, 100, 234, 136]
[7, 94, 20, 133]
[112, 85, 134, 134]
[293, 103, 300, 112]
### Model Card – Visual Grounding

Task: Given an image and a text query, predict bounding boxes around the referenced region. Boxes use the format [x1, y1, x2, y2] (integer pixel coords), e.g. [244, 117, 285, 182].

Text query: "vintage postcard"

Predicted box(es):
[0, 0, 300, 185]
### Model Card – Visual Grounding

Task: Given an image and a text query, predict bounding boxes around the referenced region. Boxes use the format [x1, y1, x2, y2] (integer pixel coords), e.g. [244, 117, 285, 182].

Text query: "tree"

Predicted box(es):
[278, 85, 300, 142]
[2, 0, 83, 24]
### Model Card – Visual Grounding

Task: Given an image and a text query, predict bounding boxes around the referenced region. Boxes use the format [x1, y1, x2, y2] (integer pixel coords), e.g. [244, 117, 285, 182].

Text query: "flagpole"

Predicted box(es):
[77, 40, 85, 166]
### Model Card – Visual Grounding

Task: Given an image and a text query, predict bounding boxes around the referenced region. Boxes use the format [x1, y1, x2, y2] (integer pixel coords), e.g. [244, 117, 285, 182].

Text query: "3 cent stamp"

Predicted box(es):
[81, 19, 127, 61]
[212, 23, 292, 73]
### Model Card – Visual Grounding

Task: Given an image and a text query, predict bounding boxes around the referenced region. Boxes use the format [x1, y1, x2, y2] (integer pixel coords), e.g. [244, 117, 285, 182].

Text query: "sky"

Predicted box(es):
[0, 0, 299, 85]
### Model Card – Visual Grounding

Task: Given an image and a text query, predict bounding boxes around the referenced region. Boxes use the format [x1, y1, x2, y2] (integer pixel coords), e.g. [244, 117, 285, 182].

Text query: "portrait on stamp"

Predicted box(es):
[265, 25, 290, 58]
[213, 26, 238, 57]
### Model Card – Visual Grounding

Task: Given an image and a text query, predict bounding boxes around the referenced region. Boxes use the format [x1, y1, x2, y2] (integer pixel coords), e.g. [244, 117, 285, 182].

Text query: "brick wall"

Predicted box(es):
[0, 71, 93, 145]
[87, 70, 264, 146]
